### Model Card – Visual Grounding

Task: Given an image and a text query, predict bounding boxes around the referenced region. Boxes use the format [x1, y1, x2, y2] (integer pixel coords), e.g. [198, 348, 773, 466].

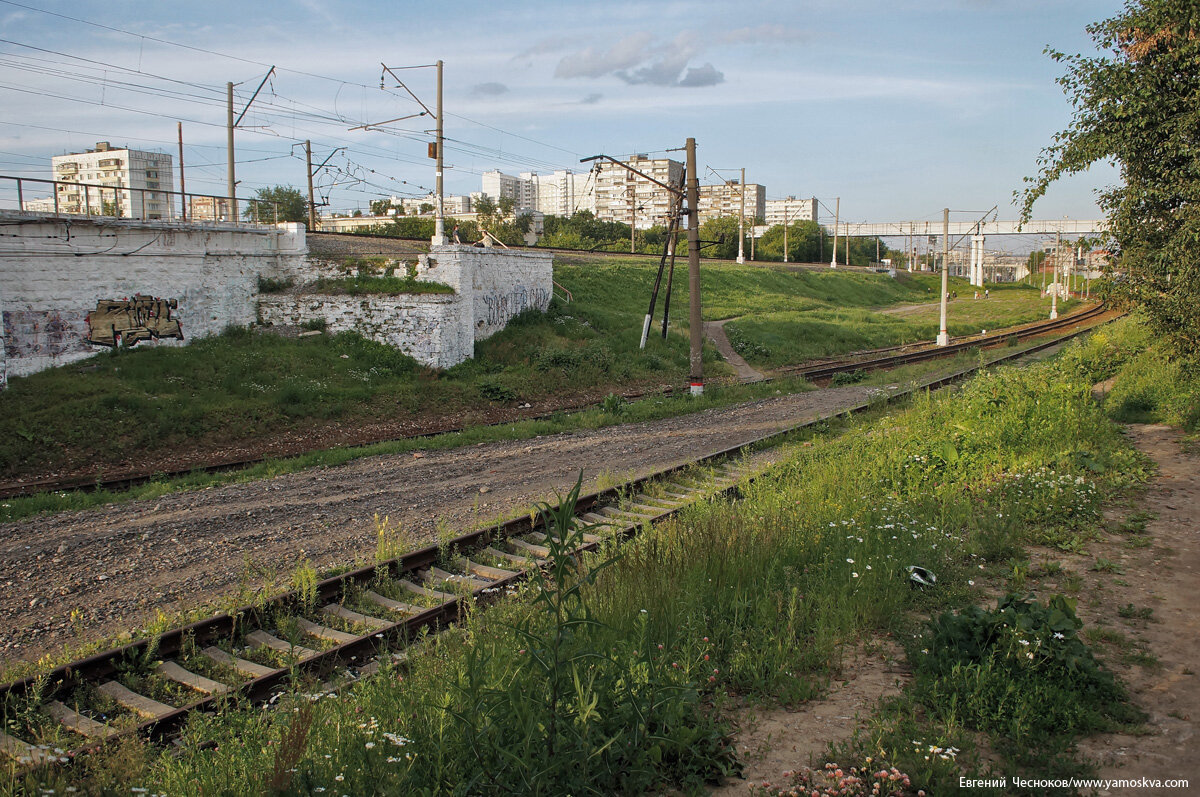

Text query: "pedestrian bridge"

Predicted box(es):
[846, 218, 1108, 237]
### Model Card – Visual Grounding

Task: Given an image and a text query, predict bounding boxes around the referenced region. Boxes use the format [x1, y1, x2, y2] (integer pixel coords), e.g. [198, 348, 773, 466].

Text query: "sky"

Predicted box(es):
[0, 0, 1124, 241]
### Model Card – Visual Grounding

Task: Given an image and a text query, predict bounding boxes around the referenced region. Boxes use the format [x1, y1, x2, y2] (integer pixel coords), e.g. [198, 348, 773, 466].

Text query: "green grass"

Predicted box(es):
[0, 255, 1052, 488]
[5, 323, 1161, 795]
[310, 275, 454, 295]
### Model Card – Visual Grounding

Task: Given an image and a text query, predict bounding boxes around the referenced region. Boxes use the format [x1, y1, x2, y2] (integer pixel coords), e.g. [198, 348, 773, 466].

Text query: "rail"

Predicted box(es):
[0, 312, 1109, 770]
[0, 304, 1109, 502]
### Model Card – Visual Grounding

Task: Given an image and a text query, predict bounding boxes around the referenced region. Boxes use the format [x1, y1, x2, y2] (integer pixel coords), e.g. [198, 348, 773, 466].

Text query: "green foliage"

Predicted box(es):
[311, 275, 454, 296]
[1019, 0, 1200, 359]
[255, 275, 294, 294]
[915, 594, 1140, 766]
[368, 198, 392, 216]
[244, 185, 308, 224]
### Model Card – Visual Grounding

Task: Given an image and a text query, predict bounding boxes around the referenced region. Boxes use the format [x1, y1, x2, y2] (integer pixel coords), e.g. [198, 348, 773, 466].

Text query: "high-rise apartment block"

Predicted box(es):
[592, 155, 684, 229]
[696, 181, 766, 224]
[50, 142, 175, 220]
[764, 197, 818, 227]
[479, 169, 594, 217]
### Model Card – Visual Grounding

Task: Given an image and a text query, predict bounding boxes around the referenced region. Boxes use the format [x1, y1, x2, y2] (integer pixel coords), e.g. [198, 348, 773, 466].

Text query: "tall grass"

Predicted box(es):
[7, 326, 1159, 795]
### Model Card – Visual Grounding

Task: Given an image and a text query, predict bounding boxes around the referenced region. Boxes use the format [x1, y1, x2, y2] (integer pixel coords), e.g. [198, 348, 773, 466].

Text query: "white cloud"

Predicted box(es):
[554, 32, 655, 79]
[555, 30, 723, 88]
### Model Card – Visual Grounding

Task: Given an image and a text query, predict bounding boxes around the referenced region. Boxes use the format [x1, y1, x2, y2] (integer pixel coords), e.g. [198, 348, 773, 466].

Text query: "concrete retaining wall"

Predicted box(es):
[0, 212, 305, 386]
[0, 220, 551, 383]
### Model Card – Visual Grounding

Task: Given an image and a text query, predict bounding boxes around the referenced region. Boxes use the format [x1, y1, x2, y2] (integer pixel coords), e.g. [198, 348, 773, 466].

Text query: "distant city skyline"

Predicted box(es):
[0, 0, 1121, 252]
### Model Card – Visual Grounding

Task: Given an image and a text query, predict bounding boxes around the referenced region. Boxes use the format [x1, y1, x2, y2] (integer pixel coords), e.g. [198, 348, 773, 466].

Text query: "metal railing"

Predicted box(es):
[0, 174, 280, 227]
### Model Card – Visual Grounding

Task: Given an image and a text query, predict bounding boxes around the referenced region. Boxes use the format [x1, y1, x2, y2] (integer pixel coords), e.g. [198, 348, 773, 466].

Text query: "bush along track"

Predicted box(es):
[4, 324, 1156, 795]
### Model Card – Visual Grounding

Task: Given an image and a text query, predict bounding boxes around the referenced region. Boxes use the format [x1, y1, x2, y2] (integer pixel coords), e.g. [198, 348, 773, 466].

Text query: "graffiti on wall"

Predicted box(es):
[479, 286, 550, 331]
[2, 309, 87, 359]
[85, 295, 183, 348]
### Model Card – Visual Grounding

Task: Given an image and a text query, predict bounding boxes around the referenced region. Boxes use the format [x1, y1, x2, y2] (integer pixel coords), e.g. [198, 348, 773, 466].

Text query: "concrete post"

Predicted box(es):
[937, 208, 950, 346]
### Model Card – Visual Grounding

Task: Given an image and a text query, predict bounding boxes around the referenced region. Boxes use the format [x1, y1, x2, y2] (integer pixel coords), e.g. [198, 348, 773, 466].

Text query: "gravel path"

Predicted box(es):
[0, 384, 883, 667]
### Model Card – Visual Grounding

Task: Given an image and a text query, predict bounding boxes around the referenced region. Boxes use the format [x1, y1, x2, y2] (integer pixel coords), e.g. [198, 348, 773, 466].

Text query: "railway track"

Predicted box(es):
[778, 302, 1109, 382]
[0, 315, 1106, 770]
[0, 305, 1107, 502]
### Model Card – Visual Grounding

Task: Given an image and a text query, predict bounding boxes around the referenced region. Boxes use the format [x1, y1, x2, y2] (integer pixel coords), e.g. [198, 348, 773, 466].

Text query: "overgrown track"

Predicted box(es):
[0, 306, 1107, 502]
[777, 302, 1110, 382]
[0, 317, 1105, 769]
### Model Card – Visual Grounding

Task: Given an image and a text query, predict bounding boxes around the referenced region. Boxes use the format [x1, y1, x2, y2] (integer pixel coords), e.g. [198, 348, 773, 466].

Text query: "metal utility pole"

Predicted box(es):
[844, 222, 849, 266]
[686, 138, 703, 396]
[1050, 230, 1061, 319]
[783, 204, 789, 263]
[305, 140, 316, 229]
[177, 122, 186, 221]
[433, 59, 446, 245]
[937, 207, 950, 346]
[226, 82, 235, 220]
[737, 167, 746, 263]
[830, 197, 840, 267]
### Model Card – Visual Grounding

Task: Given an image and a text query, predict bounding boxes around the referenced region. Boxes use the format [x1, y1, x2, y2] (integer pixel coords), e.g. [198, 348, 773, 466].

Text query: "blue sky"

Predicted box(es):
[0, 0, 1122, 235]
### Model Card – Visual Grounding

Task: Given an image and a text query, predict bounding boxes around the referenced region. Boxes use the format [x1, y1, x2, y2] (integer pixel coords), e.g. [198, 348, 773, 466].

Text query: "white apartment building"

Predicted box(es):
[478, 169, 594, 216]
[592, 155, 684, 229]
[480, 171, 536, 211]
[764, 196, 818, 227]
[696, 181, 766, 224]
[51, 142, 175, 220]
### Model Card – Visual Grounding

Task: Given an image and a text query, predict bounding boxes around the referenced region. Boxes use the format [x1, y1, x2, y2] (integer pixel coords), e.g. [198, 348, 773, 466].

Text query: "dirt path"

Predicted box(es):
[704, 319, 766, 383]
[0, 385, 885, 668]
[710, 645, 908, 794]
[1070, 424, 1200, 788]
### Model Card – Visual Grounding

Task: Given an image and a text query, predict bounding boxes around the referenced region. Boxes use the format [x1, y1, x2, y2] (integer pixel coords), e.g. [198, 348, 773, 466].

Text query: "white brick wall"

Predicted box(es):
[0, 213, 305, 386]
[1, 219, 550, 383]
[259, 245, 553, 370]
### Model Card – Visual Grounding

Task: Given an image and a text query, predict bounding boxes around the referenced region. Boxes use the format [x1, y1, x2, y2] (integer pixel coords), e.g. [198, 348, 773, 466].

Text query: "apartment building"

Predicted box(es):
[764, 196, 818, 227]
[50, 142, 175, 219]
[696, 181, 766, 224]
[592, 155, 684, 229]
[478, 169, 594, 216]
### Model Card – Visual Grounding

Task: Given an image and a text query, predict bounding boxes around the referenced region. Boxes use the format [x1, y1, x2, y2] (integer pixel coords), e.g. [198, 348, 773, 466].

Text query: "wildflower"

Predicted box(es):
[335, 774, 344, 782]
[846, 558, 854, 564]
[1053, 632, 1065, 640]
[365, 742, 375, 749]
[852, 572, 859, 578]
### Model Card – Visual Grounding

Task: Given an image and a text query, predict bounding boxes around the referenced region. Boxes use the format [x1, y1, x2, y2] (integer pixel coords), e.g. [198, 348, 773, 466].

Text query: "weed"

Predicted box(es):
[1117, 603, 1155, 622]
[291, 560, 319, 613]
[1092, 558, 1124, 574]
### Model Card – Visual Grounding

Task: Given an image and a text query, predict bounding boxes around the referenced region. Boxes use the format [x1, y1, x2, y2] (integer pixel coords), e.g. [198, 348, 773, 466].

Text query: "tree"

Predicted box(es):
[419, 202, 434, 215]
[369, 198, 392, 216]
[244, 185, 308, 225]
[1019, 0, 1200, 358]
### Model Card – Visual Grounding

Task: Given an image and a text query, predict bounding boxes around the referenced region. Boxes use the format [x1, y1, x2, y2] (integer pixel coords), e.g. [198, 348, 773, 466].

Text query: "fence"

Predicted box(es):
[0, 174, 279, 226]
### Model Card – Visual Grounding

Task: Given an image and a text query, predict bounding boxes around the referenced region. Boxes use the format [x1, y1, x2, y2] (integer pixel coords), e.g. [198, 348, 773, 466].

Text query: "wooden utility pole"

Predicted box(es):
[937, 207, 950, 346]
[830, 197, 840, 267]
[686, 137, 703, 396]
[305, 140, 316, 229]
[177, 122, 186, 221]
[226, 82, 235, 220]
[433, 59, 445, 244]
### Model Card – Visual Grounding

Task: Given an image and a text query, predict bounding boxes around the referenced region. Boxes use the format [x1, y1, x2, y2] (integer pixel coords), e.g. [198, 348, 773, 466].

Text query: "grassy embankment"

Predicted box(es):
[5, 318, 1180, 796]
[0, 258, 1057, 495]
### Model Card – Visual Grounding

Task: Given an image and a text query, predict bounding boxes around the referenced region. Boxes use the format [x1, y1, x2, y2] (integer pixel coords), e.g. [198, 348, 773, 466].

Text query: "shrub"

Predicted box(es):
[915, 594, 1140, 765]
